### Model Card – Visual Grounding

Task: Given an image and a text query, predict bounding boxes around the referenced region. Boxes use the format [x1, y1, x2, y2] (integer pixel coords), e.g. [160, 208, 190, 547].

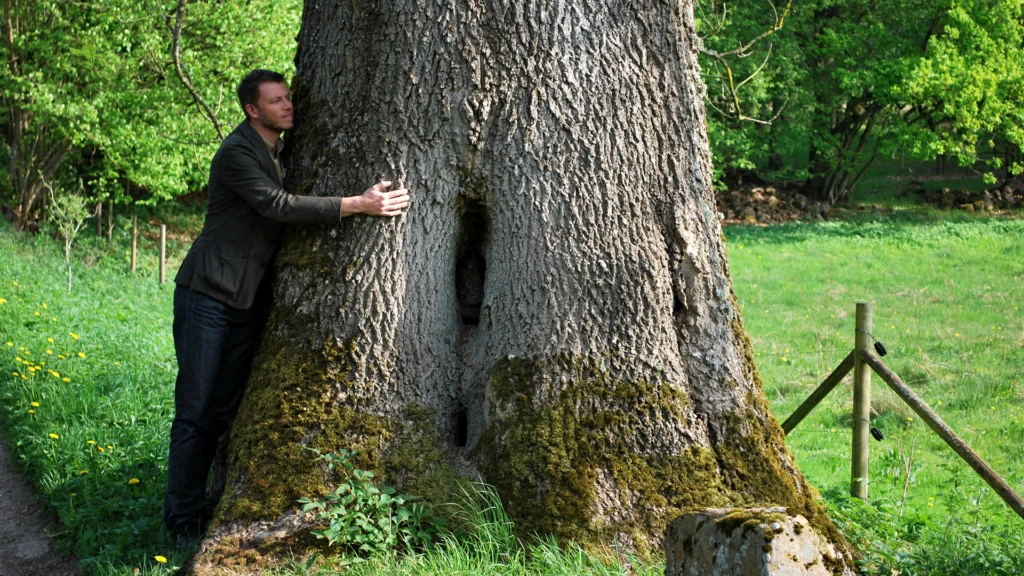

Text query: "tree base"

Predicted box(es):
[665, 508, 854, 576]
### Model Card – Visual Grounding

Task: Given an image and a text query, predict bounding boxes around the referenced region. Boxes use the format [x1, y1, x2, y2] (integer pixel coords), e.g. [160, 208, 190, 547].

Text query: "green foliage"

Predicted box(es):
[698, 0, 1024, 200]
[297, 449, 441, 556]
[0, 0, 301, 213]
[276, 483, 663, 576]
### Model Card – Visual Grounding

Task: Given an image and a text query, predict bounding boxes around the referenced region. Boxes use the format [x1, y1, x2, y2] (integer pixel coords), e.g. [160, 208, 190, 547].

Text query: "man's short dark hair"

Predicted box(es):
[237, 69, 287, 117]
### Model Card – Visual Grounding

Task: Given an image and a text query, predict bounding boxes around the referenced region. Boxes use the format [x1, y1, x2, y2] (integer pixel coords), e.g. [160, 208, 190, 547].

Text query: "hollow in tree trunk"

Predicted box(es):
[191, 0, 850, 570]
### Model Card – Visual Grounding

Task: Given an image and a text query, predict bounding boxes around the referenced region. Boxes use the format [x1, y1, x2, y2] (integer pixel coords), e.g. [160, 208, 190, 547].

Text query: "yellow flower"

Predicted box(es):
[0, 297, 6, 305]
[62, 377, 69, 382]
[5, 341, 11, 346]
[15, 357, 21, 362]
[87, 440, 96, 445]
[77, 352, 86, 358]
[47, 338, 53, 343]
[48, 433, 59, 439]
[114, 361, 120, 365]
[31, 401, 39, 407]
[41, 302, 47, 309]
[154, 556, 167, 564]
[27, 409, 34, 414]
[107, 445, 113, 450]
[128, 478, 140, 485]
[46, 349, 52, 355]
[97, 446, 105, 453]
[79, 470, 88, 475]
[34, 311, 39, 316]
[11, 372, 17, 376]
[58, 355, 65, 360]
[69, 332, 79, 340]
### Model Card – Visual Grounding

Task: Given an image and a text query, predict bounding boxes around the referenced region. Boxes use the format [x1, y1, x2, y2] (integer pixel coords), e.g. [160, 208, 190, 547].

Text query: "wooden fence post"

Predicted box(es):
[96, 201, 103, 235]
[159, 224, 166, 284]
[852, 302, 872, 499]
[106, 199, 113, 244]
[130, 215, 138, 272]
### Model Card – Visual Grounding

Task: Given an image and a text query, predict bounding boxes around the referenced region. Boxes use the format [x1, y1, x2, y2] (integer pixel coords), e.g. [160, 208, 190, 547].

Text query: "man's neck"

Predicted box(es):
[248, 120, 282, 149]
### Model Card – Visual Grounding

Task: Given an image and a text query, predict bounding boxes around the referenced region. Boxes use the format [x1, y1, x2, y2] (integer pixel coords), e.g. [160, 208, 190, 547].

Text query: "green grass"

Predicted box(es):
[727, 213, 1024, 574]
[0, 215, 193, 574]
[1, 206, 1023, 575]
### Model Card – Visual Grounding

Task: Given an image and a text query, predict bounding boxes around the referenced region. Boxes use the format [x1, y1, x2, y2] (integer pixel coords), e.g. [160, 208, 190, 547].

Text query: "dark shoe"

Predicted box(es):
[174, 522, 202, 550]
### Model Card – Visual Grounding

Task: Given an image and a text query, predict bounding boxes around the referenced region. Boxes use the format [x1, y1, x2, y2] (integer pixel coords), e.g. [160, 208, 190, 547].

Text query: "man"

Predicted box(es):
[165, 69, 410, 546]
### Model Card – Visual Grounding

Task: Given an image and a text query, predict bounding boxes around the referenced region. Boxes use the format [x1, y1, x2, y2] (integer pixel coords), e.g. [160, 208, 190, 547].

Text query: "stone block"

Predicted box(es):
[665, 508, 853, 576]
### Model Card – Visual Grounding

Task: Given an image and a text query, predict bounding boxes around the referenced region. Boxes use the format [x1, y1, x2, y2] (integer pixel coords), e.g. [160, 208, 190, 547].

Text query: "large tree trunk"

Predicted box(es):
[193, 0, 848, 570]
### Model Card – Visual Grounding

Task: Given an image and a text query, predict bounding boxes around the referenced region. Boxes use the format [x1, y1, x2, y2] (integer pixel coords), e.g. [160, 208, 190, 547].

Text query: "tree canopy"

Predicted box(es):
[1, 0, 1022, 222]
[0, 0, 299, 226]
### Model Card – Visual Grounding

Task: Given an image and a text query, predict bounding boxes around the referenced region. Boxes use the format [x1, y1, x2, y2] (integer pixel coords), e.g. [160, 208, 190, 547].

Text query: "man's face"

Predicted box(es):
[246, 81, 293, 132]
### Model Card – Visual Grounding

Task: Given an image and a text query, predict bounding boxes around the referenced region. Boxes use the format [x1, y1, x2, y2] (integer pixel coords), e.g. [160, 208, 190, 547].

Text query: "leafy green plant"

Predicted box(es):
[298, 449, 441, 555]
[44, 178, 95, 293]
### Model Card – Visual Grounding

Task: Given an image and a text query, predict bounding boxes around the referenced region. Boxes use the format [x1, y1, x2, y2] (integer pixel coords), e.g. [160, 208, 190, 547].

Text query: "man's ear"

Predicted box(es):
[244, 103, 259, 121]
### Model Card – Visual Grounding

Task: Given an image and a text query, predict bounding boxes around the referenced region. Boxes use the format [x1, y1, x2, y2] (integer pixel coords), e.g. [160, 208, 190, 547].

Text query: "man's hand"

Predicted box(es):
[342, 180, 411, 217]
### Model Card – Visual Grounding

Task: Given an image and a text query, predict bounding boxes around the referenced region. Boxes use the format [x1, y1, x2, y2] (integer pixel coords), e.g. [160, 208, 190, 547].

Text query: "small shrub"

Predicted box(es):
[297, 449, 442, 555]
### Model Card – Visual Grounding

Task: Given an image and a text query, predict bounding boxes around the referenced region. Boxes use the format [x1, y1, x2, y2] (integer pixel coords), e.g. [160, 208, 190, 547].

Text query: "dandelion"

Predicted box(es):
[58, 355, 65, 360]
[47, 338, 53, 343]
[154, 556, 167, 564]
[781, 356, 788, 362]
[11, 372, 17, 377]
[128, 478, 140, 485]
[107, 445, 113, 450]
[114, 361, 120, 365]
[51, 371, 60, 378]
[0, 298, 5, 305]
[87, 440, 96, 445]
[31, 402, 39, 407]
[62, 377, 69, 382]
[46, 349, 52, 355]
[77, 352, 86, 358]
[79, 470, 88, 475]
[69, 332, 79, 340]
[97, 446, 105, 453]
[27, 409, 34, 414]
[5, 342, 11, 346]
[41, 302, 47, 309]
[48, 433, 59, 439]
[34, 311, 39, 316]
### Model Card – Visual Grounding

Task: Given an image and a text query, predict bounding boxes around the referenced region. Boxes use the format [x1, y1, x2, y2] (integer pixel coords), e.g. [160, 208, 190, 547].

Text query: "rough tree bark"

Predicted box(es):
[192, 0, 849, 570]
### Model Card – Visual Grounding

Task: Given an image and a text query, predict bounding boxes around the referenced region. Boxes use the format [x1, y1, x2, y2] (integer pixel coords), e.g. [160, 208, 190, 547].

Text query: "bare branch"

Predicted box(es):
[168, 0, 225, 140]
[698, 0, 793, 125]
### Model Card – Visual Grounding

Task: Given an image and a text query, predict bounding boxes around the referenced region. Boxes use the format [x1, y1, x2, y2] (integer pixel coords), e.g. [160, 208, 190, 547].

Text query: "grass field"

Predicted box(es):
[0, 206, 1022, 575]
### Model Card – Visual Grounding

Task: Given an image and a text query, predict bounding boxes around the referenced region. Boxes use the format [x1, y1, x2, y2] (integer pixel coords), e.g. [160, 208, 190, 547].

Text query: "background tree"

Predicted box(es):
[0, 0, 300, 226]
[192, 0, 851, 568]
[698, 0, 1024, 202]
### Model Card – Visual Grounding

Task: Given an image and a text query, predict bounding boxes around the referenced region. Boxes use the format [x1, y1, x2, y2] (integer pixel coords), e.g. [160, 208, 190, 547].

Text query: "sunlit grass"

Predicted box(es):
[1, 208, 1023, 575]
[727, 214, 1024, 574]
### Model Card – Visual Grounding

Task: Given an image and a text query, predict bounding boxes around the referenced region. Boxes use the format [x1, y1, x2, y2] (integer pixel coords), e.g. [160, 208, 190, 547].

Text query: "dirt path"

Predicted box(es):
[0, 439, 79, 576]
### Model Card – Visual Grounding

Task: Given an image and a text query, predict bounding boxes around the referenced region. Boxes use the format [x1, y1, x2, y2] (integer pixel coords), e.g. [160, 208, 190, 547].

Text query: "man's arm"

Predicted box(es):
[222, 144, 410, 222]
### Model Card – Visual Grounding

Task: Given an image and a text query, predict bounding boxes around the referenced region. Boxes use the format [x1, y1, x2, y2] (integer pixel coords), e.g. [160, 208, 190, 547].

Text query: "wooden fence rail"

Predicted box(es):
[782, 302, 1024, 521]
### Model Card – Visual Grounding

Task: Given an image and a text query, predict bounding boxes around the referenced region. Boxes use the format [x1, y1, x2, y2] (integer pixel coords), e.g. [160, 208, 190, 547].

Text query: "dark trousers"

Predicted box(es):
[164, 285, 267, 532]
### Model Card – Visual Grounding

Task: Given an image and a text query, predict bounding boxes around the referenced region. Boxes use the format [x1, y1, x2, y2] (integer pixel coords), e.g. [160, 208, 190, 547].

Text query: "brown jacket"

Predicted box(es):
[175, 121, 341, 308]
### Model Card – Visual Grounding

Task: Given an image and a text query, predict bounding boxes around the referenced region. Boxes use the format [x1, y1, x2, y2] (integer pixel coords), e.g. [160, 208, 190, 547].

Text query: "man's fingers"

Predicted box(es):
[383, 187, 409, 199]
[373, 180, 393, 193]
